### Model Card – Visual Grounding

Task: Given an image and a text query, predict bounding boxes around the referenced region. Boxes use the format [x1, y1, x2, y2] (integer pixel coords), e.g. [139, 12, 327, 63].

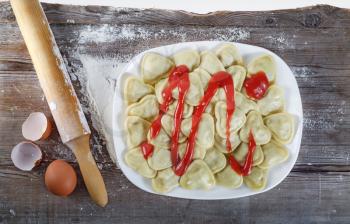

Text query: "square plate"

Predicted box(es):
[113, 41, 303, 199]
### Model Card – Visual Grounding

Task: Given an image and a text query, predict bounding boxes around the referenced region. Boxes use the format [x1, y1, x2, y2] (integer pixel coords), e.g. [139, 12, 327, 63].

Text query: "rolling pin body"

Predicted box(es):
[10, 0, 108, 207]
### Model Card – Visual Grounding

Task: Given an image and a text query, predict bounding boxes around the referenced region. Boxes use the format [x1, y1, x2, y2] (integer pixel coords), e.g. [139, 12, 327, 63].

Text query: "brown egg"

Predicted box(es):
[45, 160, 77, 196]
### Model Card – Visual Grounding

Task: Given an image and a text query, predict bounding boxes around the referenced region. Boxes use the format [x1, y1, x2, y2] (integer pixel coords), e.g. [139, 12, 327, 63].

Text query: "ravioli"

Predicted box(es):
[239, 111, 271, 145]
[179, 160, 216, 190]
[215, 101, 246, 138]
[214, 133, 241, 153]
[147, 127, 171, 148]
[124, 77, 154, 103]
[181, 113, 215, 149]
[152, 168, 180, 193]
[247, 54, 276, 83]
[232, 143, 264, 166]
[259, 140, 289, 169]
[125, 116, 151, 148]
[173, 49, 200, 70]
[216, 166, 243, 189]
[203, 147, 226, 173]
[147, 148, 172, 170]
[125, 147, 156, 178]
[141, 52, 174, 84]
[235, 91, 258, 114]
[215, 43, 243, 67]
[127, 95, 159, 121]
[193, 67, 212, 90]
[178, 142, 207, 160]
[155, 73, 204, 106]
[257, 85, 285, 116]
[226, 65, 247, 91]
[199, 51, 225, 75]
[264, 113, 295, 144]
[172, 72, 204, 106]
[166, 100, 193, 119]
[161, 114, 187, 143]
[243, 166, 268, 191]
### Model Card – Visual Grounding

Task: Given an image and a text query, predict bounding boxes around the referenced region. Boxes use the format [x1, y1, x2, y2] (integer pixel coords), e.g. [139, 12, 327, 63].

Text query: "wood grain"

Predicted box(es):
[0, 2, 350, 223]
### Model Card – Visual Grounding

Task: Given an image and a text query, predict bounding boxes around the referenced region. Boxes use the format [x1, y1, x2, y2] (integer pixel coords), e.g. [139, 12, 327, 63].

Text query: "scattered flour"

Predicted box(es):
[68, 53, 127, 163]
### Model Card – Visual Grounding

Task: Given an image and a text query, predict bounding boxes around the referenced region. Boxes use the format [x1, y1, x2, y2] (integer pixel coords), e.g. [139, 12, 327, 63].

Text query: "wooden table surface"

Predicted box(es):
[1, 2, 350, 223]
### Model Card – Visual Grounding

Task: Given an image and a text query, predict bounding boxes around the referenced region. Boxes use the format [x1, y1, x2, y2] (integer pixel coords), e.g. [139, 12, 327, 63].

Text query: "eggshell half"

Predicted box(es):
[11, 141, 42, 171]
[22, 112, 52, 141]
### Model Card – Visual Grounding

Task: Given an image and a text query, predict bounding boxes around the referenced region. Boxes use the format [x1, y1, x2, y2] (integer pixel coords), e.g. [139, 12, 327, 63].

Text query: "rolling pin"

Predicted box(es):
[10, 0, 108, 207]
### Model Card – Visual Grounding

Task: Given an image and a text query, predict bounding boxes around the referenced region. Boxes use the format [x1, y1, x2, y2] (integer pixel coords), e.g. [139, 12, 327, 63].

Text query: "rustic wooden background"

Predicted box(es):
[0, 2, 350, 223]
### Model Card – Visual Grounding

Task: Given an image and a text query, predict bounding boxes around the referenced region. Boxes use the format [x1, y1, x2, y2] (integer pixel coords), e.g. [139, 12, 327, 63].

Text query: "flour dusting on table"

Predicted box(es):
[68, 53, 127, 164]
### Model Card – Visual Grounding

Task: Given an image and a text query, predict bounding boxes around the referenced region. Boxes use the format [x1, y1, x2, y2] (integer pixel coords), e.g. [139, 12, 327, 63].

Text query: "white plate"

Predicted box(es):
[113, 41, 303, 199]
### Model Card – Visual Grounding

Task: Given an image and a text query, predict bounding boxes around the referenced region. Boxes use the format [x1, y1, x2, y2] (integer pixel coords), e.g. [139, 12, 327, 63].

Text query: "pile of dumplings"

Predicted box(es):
[123, 43, 296, 193]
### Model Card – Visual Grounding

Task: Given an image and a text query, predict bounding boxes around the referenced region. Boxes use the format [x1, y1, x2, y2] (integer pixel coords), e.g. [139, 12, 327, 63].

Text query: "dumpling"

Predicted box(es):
[141, 52, 174, 84]
[178, 142, 206, 160]
[235, 91, 258, 114]
[243, 166, 268, 191]
[226, 65, 247, 91]
[147, 148, 172, 170]
[203, 147, 226, 173]
[259, 140, 289, 169]
[215, 43, 243, 68]
[247, 54, 276, 83]
[257, 85, 285, 116]
[125, 116, 151, 148]
[214, 133, 241, 153]
[147, 127, 171, 148]
[264, 113, 295, 144]
[193, 67, 211, 90]
[124, 147, 156, 178]
[172, 49, 200, 71]
[232, 143, 264, 166]
[179, 160, 216, 190]
[215, 101, 246, 138]
[161, 114, 187, 143]
[199, 51, 225, 75]
[155, 74, 204, 106]
[124, 77, 154, 103]
[216, 166, 243, 189]
[127, 95, 159, 121]
[172, 72, 204, 106]
[155, 78, 168, 104]
[152, 168, 180, 193]
[181, 113, 215, 149]
[166, 100, 193, 119]
[239, 111, 271, 145]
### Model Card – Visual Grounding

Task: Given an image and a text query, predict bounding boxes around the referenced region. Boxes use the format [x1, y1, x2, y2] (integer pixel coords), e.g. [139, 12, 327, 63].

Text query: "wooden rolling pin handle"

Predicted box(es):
[67, 135, 108, 207]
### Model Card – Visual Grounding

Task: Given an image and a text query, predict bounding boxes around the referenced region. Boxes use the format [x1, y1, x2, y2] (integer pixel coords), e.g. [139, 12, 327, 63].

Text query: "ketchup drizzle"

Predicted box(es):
[174, 71, 235, 176]
[140, 65, 257, 177]
[228, 131, 256, 176]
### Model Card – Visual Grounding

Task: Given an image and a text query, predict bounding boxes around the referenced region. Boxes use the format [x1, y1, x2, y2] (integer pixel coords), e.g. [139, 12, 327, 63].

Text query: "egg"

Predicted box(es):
[45, 160, 77, 196]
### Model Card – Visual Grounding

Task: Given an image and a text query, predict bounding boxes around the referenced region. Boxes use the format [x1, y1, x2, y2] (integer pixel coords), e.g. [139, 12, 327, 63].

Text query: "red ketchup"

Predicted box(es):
[243, 71, 269, 100]
[140, 65, 257, 177]
[227, 131, 256, 176]
[174, 71, 235, 176]
[141, 65, 190, 159]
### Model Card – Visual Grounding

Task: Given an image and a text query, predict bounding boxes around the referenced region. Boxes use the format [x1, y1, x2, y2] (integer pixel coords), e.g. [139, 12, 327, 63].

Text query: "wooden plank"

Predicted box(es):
[0, 166, 349, 223]
[0, 2, 350, 223]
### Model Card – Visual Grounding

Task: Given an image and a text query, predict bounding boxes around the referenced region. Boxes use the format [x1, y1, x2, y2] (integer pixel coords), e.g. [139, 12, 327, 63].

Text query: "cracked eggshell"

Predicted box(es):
[22, 112, 53, 141]
[11, 141, 42, 171]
